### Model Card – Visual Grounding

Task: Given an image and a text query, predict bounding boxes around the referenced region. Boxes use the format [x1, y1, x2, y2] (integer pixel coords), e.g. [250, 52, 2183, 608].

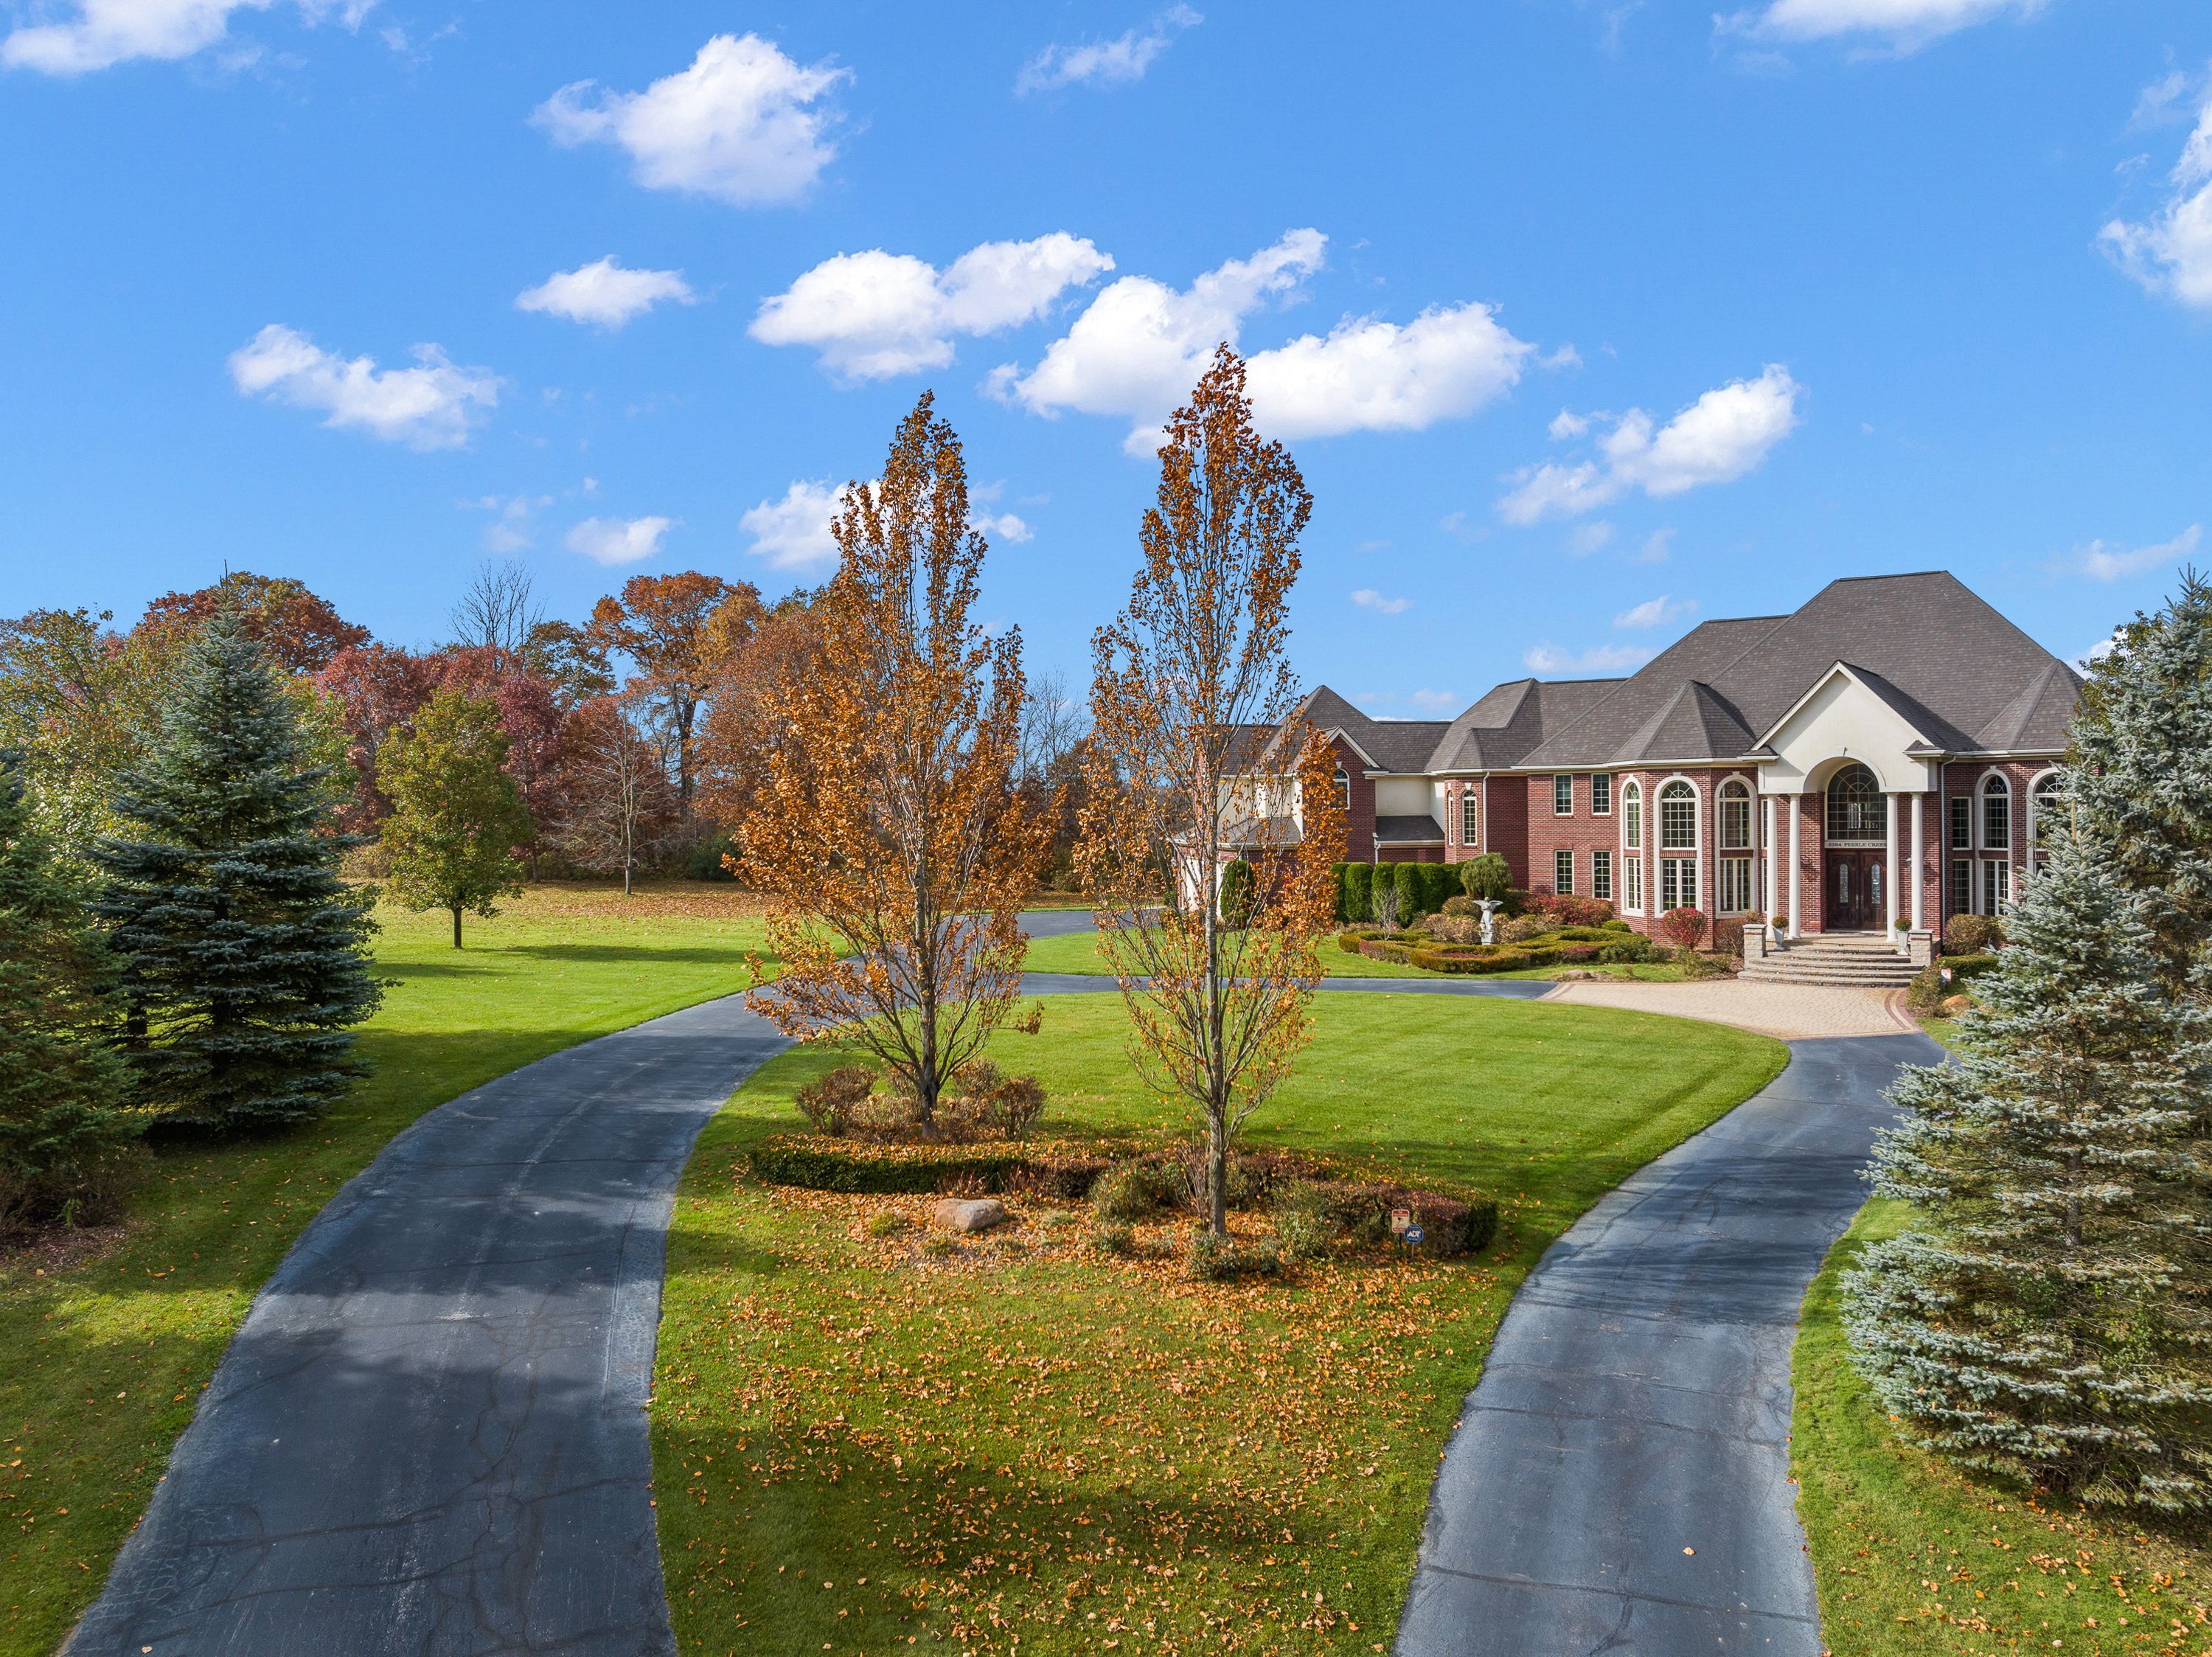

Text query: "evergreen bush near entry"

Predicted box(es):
[1393, 861, 1422, 920]
[1459, 852, 1512, 905]
[0, 755, 141, 1226]
[93, 611, 380, 1136]
[1843, 820, 2212, 1512]
[1217, 858, 1254, 925]
[1340, 861, 1371, 925]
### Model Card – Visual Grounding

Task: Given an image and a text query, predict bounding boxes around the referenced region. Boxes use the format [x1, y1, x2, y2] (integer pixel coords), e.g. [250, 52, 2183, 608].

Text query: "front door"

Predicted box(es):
[1826, 850, 1882, 931]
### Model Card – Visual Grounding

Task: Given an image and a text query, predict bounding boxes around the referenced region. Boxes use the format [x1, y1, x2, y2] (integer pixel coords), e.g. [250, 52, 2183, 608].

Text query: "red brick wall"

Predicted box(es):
[1939, 759, 2055, 923]
[1484, 774, 1529, 888]
[1523, 771, 1628, 912]
[1337, 736, 1377, 862]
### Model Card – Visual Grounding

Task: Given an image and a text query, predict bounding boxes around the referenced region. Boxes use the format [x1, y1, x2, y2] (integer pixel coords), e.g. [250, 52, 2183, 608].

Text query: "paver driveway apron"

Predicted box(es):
[67, 993, 790, 1657]
[1395, 1031, 1943, 1657]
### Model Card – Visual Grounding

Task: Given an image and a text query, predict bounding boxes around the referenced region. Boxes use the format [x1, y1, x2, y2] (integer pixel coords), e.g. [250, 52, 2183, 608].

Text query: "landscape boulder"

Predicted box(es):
[933, 1197, 1007, 1233]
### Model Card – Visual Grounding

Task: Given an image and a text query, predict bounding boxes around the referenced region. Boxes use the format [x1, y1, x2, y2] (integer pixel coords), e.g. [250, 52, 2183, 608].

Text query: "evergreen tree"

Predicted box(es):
[2069, 569, 2212, 990]
[0, 754, 139, 1223]
[381, 689, 532, 947]
[1843, 805, 2212, 1512]
[94, 611, 380, 1134]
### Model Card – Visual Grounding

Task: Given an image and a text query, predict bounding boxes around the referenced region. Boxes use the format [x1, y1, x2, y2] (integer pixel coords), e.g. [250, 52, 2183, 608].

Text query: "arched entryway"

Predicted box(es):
[1823, 763, 1886, 930]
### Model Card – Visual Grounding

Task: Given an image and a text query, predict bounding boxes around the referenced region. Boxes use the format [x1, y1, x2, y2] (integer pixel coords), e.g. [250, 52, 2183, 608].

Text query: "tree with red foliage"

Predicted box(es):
[1660, 906, 1708, 949]
[697, 594, 823, 837]
[137, 572, 368, 675]
[585, 574, 759, 816]
[313, 644, 439, 835]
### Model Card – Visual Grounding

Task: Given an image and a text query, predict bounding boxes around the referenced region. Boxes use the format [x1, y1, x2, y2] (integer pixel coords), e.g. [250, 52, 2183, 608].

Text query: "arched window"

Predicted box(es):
[1825, 763, 1885, 844]
[1333, 767, 1349, 810]
[1659, 780, 1697, 850]
[1718, 780, 1753, 851]
[1982, 773, 2011, 851]
[1622, 780, 1642, 850]
[1460, 786, 1479, 844]
[2030, 771, 2063, 861]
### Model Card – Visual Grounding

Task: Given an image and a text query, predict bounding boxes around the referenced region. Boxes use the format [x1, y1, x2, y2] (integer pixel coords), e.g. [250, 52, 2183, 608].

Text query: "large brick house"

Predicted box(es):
[1234, 572, 2081, 943]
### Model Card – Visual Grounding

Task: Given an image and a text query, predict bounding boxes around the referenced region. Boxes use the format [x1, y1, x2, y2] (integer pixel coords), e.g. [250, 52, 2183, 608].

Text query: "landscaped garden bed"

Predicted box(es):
[652, 990, 1788, 1653]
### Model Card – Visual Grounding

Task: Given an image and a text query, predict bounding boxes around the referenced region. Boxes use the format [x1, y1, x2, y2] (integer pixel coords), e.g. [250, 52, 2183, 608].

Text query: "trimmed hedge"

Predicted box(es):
[748, 1135, 1110, 1198]
[1906, 950, 2000, 1015]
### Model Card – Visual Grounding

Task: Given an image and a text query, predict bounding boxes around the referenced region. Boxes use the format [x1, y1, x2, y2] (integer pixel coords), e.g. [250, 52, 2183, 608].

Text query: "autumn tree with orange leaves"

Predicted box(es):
[1077, 346, 1345, 1240]
[585, 572, 761, 816]
[738, 395, 1048, 1124]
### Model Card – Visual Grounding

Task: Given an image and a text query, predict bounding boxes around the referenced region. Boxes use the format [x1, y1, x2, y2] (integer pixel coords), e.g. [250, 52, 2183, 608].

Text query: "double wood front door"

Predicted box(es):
[1826, 849, 1884, 931]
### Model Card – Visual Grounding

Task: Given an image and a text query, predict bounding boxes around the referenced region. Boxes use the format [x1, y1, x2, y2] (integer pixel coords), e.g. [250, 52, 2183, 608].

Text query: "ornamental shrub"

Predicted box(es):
[1393, 861, 1423, 920]
[1091, 1159, 1172, 1220]
[747, 1135, 1030, 1194]
[1943, 912, 2006, 954]
[1369, 873, 1401, 930]
[1459, 852, 1512, 905]
[1440, 894, 1474, 918]
[1218, 858, 1254, 925]
[1551, 894, 1618, 928]
[1500, 914, 1551, 945]
[795, 1064, 877, 1135]
[1597, 935, 1654, 965]
[1660, 906, 1708, 949]
[1342, 862, 1373, 924]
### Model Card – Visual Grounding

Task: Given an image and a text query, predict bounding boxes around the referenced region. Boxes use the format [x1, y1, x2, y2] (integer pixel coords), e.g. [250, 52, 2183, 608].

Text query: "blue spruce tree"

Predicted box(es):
[94, 611, 380, 1133]
[1843, 806, 2212, 1511]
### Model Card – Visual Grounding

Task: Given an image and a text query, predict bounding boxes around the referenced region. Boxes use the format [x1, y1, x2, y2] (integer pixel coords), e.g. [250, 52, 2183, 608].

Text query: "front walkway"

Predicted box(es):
[1540, 975, 1919, 1039]
[1397, 1032, 1942, 1657]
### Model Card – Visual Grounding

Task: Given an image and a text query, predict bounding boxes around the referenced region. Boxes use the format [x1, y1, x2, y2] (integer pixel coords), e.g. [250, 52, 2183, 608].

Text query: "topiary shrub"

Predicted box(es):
[1943, 913, 2007, 953]
[1597, 934, 1654, 965]
[1218, 858, 1255, 925]
[1460, 852, 1513, 905]
[1394, 861, 1423, 921]
[1660, 906, 1708, 949]
[1500, 914, 1551, 945]
[1550, 894, 1617, 928]
[1600, 918, 1632, 933]
[1342, 862, 1373, 925]
[1440, 893, 1475, 918]
[1549, 925, 1615, 943]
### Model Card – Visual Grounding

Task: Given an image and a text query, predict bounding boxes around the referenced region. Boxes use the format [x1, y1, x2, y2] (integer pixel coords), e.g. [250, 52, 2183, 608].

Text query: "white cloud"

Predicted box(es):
[533, 34, 846, 207]
[1548, 408, 1591, 440]
[565, 515, 672, 566]
[1633, 527, 1677, 563]
[1567, 521, 1615, 557]
[229, 324, 496, 449]
[2048, 523, 2202, 582]
[996, 229, 1536, 451]
[1408, 688, 1459, 713]
[1499, 365, 1801, 524]
[1351, 588, 1410, 615]
[516, 257, 695, 329]
[2101, 81, 2212, 312]
[742, 479, 849, 570]
[970, 510, 1033, 543]
[995, 229, 1325, 451]
[1613, 594, 1698, 630]
[2074, 631, 2124, 672]
[1522, 641, 1655, 675]
[1242, 302, 1534, 440]
[2, 0, 371, 75]
[1715, 0, 2042, 52]
[752, 234, 1113, 380]
[1017, 4, 1199, 93]
[470, 493, 549, 553]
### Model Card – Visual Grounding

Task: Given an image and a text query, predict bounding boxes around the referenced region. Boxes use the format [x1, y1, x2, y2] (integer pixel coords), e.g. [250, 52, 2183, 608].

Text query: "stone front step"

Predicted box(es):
[1740, 957, 1918, 986]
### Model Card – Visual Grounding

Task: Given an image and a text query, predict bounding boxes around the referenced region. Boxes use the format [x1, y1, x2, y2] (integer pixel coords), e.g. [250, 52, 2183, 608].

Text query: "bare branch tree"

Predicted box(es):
[449, 561, 546, 659]
[552, 695, 675, 894]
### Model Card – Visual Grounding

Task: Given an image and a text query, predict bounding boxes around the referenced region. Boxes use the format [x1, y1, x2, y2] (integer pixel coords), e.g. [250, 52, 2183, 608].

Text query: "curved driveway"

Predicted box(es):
[67, 912, 1930, 1656]
[1396, 1032, 1941, 1657]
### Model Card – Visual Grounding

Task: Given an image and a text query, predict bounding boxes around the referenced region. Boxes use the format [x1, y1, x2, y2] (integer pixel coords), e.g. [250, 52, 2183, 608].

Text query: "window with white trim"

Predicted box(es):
[1719, 857, 1753, 914]
[1460, 787, 1479, 844]
[1950, 794, 1971, 850]
[1659, 781, 1697, 850]
[1983, 857, 2011, 914]
[1624, 855, 1644, 912]
[1950, 854, 1971, 918]
[2031, 772, 2062, 863]
[1554, 849, 1574, 895]
[1591, 773, 1612, 815]
[1553, 774, 1573, 816]
[1592, 849, 1613, 902]
[1622, 781, 1642, 850]
[1982, 774, 2011, 850]
[1718, 780, 1752, 851]
[1333, 767, 1349, 810]
[1660, 856, 1698, 912]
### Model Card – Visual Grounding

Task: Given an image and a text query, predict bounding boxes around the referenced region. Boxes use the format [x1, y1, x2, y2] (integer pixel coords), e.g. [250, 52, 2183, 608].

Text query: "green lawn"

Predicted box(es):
[1792, 1198, 2212, 1656]
[0, 884, 773, 1657]
[1021, 925, 1683, 982]
[653, 990, 1787, 1655]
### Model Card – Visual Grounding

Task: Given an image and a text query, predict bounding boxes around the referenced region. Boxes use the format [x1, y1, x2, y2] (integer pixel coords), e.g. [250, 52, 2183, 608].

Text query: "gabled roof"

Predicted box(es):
[1425, 675, 1625, 771]
[1518, 573, 2079, 768]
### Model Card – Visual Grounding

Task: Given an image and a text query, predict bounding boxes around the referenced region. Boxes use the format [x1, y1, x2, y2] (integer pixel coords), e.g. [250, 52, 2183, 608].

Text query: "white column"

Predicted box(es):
[1885, 793, 1902, 950]
[1910, 792, 1925, 934]
[1787, 793, 1803, 939]
[1764, 794, 1778, 922]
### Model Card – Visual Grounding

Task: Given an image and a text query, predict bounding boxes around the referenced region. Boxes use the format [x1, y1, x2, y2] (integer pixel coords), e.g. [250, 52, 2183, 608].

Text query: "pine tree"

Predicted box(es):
[1843, 805, 2212, 1512]
[381, 689, 532, 947]
[2069, 569, 2212, 990]
[0, 754, 139, 1224]
[94, 611, 381, 1134]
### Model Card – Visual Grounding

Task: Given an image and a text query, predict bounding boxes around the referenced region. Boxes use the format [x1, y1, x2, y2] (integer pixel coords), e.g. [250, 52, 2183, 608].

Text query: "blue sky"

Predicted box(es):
[2, 0, 2208, 710]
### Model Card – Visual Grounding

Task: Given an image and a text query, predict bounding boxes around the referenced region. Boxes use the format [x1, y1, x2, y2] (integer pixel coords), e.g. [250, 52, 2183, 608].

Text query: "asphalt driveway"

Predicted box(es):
[1394, 1032, 1941, 1657]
